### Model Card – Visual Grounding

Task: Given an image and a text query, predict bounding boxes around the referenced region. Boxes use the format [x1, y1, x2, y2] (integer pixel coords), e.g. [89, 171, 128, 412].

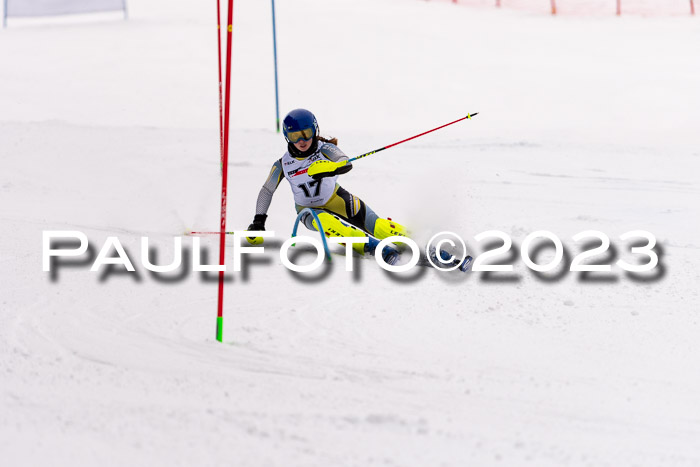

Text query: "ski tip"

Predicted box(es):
[467, 112, 479, 119]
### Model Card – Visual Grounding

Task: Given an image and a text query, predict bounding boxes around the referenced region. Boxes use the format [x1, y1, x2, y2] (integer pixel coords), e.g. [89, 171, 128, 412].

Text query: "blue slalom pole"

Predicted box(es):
[291, 208, 332, 260]
[271, 0, 281, 132]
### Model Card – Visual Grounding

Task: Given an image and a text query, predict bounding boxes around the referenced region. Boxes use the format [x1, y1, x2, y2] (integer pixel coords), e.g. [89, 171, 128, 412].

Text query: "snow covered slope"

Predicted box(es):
[1, 0, 699, 465]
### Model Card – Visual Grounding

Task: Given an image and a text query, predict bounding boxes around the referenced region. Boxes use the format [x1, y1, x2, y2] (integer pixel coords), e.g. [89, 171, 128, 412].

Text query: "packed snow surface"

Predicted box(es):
[1, 0, 699, 465]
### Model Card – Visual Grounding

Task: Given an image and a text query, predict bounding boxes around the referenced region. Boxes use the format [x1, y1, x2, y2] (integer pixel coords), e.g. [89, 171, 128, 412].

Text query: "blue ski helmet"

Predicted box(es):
[282, 109, 319, 144]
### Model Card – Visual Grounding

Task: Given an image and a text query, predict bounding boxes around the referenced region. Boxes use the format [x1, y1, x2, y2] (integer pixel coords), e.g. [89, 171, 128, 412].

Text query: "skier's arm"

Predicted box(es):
[308, 143, 353, 180]
[254, 159, 284, 216]
[246, 159, 283, 244]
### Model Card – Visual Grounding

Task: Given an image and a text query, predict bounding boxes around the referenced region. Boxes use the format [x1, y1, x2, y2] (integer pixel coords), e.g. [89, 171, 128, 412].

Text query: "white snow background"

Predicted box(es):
[1, 0, 699, 465]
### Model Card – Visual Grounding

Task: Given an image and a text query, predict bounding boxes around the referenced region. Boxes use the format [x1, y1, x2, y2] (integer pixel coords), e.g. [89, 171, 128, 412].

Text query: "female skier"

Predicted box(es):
[245, 108, 407, 264]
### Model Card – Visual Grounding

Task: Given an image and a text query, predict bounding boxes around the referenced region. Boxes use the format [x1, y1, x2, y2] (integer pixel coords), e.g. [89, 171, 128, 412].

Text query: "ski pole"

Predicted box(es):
[348, 112, 478, 163]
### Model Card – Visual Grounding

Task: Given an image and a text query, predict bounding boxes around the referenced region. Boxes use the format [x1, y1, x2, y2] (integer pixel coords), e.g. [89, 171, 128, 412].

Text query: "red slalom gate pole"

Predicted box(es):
[188, 231, 235, 236]
[216, 0, 224, 172]
[216, 0, 235, 343]
[551, 0, 557, 15]
[691, 0, 695, 15]
[616, 0, 621, 15]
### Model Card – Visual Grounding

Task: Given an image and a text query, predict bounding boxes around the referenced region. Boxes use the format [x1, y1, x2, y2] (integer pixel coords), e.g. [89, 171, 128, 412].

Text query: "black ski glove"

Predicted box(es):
[247, 214, 267, 231]
[246, 214, 267, 245]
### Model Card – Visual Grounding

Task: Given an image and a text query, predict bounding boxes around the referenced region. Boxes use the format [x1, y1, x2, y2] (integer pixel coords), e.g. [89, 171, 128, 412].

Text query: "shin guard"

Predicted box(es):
[313, 212, 368, 255]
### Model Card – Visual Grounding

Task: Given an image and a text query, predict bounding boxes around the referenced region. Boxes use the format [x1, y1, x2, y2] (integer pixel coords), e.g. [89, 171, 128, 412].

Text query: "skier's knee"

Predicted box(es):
[301, 212, 317, 231]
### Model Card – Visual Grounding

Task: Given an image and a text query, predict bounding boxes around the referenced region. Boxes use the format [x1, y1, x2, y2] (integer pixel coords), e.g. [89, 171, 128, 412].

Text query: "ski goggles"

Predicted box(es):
[286, 127, 315, 143]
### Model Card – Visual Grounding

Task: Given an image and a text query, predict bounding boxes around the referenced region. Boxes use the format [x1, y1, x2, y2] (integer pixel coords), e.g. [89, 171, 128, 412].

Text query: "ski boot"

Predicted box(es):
[428, 246, 473, 272]
[366, 235, 401, 266]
